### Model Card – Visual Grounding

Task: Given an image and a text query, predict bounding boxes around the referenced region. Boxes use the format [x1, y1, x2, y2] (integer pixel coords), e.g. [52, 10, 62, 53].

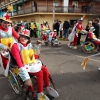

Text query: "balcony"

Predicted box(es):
[9, 5, 100, 17]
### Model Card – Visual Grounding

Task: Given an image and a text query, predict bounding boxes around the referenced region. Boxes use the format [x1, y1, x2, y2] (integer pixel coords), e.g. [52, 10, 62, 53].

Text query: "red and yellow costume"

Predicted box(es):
[11, 42, 50, 93]
[0, 24, 19, 76]
[70, 21, 84, 46]
[11, 29, 59, 100]
[41, 21, 50, 41]
[87, 29, 100, 45]
[68, 17, 85, 49]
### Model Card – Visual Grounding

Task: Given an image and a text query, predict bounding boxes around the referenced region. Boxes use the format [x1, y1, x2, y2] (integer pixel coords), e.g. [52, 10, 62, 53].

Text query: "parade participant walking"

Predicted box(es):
[11, 29, 59, 100]
[68, 16, 85, 49]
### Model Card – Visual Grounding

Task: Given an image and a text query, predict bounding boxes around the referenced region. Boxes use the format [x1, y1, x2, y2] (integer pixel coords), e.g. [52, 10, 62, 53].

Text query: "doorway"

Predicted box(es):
[70, 19, 77, 27]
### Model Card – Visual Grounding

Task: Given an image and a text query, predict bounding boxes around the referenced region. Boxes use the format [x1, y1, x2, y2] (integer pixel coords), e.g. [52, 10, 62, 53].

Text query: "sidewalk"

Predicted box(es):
[58, 34, 86, 42]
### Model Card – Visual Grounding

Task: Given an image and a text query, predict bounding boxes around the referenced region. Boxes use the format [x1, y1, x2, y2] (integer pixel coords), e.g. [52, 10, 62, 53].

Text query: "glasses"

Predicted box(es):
[20, 35, 29, 40]
[2, 21, 10, 24]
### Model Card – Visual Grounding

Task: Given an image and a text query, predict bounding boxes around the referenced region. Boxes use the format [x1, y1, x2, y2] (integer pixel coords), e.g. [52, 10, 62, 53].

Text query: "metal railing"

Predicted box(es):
[9, 5, 100, 17]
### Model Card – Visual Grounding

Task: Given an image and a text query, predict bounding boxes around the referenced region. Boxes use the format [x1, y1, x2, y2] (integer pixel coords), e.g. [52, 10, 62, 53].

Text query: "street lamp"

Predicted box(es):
[53, 4, 55, 23]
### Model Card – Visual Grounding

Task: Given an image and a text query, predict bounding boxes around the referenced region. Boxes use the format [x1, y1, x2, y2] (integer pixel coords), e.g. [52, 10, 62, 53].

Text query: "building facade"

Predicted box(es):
[0, 0, 100, 28]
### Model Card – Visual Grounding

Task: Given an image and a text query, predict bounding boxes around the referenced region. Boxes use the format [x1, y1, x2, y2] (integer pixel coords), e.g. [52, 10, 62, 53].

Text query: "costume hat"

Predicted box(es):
[0, 5, 13, 23]
[79, 15, 85, 21]
[20, 29, 30, 37]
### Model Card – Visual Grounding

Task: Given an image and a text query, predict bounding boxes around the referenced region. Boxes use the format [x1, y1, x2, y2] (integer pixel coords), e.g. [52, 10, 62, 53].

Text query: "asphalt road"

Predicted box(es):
[0, 37, 100, 100]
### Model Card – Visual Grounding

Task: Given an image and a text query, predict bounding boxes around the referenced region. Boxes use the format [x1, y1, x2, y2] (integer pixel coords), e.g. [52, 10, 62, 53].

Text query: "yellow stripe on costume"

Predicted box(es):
[21, 49, 36, 65]
[1, 37, 13, 48]
[93, 35, 97, 39]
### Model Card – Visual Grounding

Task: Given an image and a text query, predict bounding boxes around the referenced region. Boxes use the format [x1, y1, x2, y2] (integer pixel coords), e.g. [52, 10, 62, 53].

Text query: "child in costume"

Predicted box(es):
[48, 29, 57, 41]
[68, 17, 85, 49]
[41, 21, 50, 31]
[51, 29, 57, 38]
[42, 21, 51, 42]
[0, 13, 19, 76]
[11, 29, 59, 100]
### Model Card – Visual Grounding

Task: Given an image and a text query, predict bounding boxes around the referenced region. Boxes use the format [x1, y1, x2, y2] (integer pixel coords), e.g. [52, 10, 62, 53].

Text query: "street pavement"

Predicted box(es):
[0, 36, 100, 100]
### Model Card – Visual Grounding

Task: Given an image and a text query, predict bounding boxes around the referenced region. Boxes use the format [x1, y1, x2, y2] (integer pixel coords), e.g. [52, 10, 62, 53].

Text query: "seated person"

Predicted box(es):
[0, 17, 19, 77]
[11, 29, 59, 100]
[87, 27, 100, 45]
[51, 30, 57, 39]
[48, 30, 57, 41]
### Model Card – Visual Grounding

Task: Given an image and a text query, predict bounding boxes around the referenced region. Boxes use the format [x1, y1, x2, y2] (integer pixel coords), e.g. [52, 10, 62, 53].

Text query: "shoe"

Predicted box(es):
[72, 46, 77, 49]
[36, 40, 42, 44]
[98, 68, 100, 71]
[77, 43, 81, 46]
[46, 86, 59, 98]
[37, 92, 50, 100]
[68, 44, 72, 48]
[65, 38, 69, 41]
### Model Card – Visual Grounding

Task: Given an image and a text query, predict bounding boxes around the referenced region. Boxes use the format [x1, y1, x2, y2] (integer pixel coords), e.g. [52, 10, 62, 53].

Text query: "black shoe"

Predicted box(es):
[77, 43, 81, 45]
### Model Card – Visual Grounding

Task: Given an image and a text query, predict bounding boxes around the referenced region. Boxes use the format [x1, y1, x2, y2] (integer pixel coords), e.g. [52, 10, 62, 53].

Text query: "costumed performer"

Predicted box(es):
[68, 16, 85, 49]
[41, 21, 50, 34]
[0, 13, 19, 76]
[11, 29, 59, 100]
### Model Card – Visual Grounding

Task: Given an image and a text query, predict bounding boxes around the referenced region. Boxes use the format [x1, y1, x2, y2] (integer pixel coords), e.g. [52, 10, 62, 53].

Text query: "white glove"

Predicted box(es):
[0, 43, 8, 50]
[18, 67, 30, 82]
[81, 30, 87, 34]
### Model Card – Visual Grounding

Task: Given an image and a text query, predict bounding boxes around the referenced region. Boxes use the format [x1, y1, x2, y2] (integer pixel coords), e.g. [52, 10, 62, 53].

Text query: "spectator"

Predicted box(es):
[81, 5, 85, 13]
[53, 20, 56, 30]
[33, 22, 38, 38]
[59, 21, 63, 38]
[93, 18, 100, 38]
[63, 18, 70, 39]
[72, 21, 77, 28]
[72, 4, 75, 13]
[53, 20, 60, 36]
[85, 21, 93, 31]
[30, 22, 34, 38]
[85, 5, 88, 13]
[34, 0, 37, 12]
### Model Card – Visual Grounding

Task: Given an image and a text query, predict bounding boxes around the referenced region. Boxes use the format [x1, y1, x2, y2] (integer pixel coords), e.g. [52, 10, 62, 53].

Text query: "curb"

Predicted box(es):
[58, 38, 69, 41]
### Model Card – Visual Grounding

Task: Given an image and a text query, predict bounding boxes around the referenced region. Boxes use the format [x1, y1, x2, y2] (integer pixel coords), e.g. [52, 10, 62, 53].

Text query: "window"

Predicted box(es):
[53, 0, 59, 6]
[79, 0, 84, 2]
